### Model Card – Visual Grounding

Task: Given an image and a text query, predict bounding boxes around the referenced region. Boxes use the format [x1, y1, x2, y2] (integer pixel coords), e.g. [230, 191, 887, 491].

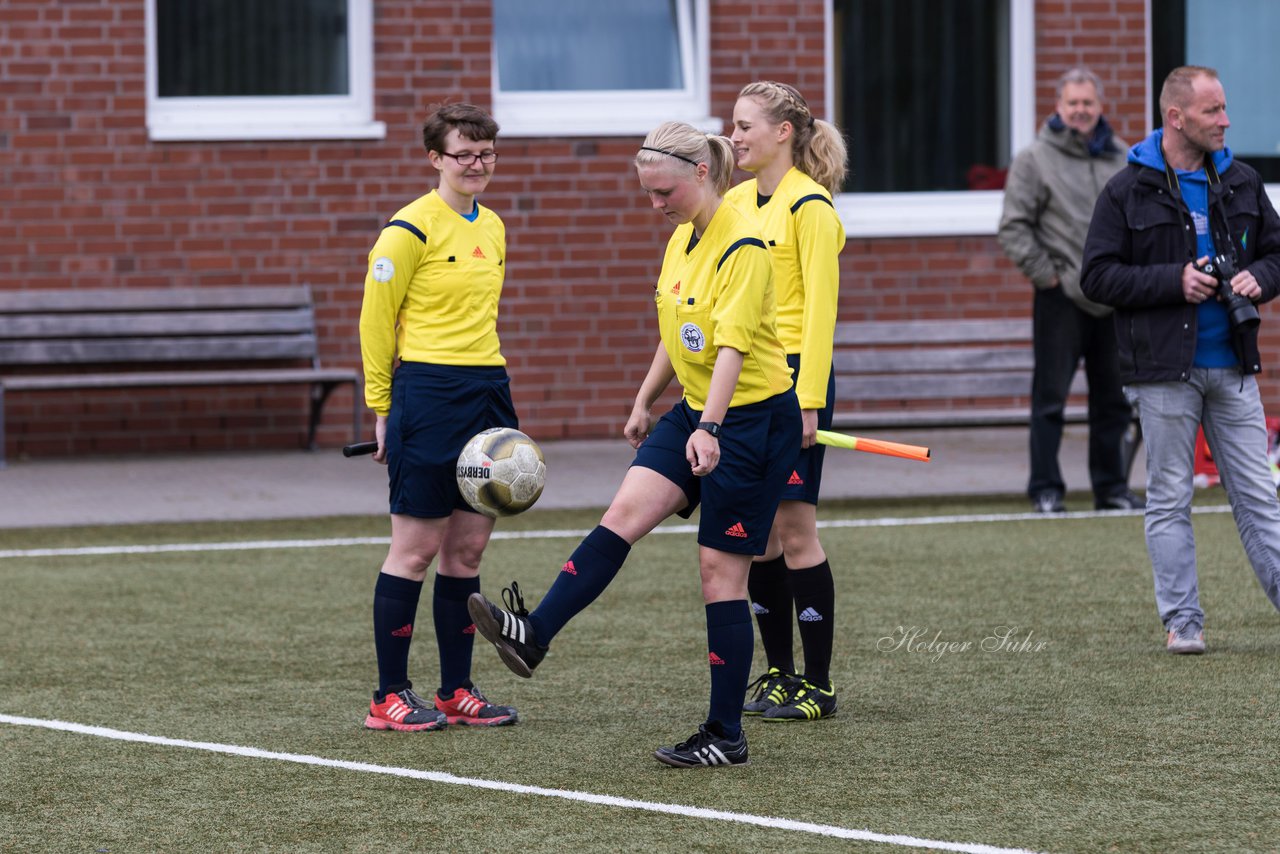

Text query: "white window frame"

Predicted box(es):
[1142, 0, 1280, 206]
[827, 0, 1035, 237]
[492, 0, 720, 137]
[144, 0, 385, 142]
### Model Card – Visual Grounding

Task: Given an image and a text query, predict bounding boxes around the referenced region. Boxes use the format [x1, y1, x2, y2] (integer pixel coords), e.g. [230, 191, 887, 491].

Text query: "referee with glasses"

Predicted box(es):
[357, 103, 520, 732]
[469, 120, 801, 768]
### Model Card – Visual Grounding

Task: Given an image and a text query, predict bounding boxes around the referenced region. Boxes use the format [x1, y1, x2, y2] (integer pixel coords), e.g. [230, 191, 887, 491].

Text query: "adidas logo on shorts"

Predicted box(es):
[798, 607, 823, 622]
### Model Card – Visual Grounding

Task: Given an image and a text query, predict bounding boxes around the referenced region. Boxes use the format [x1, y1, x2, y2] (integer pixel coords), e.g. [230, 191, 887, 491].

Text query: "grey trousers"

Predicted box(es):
[1127, 370, 1280, 630]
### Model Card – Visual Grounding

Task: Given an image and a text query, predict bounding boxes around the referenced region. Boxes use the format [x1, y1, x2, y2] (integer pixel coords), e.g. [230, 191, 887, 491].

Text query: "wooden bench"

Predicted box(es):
[0, 286, 361, 465]
[830, 317, 1139, 455]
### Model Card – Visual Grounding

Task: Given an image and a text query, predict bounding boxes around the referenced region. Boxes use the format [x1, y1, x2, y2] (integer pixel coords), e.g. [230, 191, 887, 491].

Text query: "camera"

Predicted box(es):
[1197, 252, 1260, 331]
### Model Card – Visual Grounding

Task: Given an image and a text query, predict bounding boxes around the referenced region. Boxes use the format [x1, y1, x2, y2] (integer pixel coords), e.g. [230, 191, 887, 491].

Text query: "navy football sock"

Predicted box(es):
[433, 574, 480, 697]
[748, 555, 795, 673]
[372, 572, 423, 697]
[528, 525, 630, 643]
[789, 560, 835, 689]
[705, 599, 753, 739]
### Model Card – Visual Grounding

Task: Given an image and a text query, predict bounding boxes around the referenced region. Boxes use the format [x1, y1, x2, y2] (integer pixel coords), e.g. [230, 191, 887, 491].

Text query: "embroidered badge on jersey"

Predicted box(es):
[680, 322, 705, 352]
[372, 257, 395, 283]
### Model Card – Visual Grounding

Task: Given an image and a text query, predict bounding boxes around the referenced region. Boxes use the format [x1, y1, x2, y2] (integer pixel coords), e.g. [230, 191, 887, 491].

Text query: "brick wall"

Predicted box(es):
[5, 1, 1274, 460]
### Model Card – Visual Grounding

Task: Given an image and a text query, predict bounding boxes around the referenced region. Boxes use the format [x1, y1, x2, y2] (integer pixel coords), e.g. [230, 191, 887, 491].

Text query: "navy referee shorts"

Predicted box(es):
[631, 389, 801, 555]
[386, 362, 518, 518]
[781, 353, 836, 505]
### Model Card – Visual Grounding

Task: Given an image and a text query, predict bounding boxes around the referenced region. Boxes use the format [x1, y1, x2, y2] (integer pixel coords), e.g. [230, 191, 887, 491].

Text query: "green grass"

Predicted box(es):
[2, 494, 1279, 853]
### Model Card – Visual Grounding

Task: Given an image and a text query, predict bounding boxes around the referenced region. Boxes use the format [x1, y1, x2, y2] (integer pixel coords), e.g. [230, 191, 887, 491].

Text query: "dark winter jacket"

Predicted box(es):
[1081, 130, 1280, 383]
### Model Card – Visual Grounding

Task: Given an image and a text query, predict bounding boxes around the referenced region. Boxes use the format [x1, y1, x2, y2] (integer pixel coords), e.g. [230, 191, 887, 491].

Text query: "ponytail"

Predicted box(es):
[703, 134, 735, 195]
[799, 120, 848, 195]
[738, 81, 848, 194]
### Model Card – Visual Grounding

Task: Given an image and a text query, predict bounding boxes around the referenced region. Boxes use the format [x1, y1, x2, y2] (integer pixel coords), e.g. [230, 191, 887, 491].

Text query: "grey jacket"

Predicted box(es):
[998, 118, 1127, 317]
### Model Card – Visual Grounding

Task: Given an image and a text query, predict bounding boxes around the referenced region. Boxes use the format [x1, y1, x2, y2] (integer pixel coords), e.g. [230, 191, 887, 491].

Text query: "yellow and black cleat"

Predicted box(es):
[760, 679, 837, 721]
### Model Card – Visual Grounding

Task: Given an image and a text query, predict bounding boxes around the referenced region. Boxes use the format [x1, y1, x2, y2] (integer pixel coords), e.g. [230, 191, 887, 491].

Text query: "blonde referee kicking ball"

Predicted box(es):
[470, 121, 802, 767]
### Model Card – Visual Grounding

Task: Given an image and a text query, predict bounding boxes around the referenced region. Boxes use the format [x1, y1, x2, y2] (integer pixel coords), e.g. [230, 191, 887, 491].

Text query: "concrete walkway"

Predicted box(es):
[0, 425, 1143, 529]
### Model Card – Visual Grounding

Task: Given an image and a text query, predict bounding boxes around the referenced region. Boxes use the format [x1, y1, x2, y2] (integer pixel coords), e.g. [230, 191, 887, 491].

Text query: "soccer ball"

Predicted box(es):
[455, 427, 547, 518]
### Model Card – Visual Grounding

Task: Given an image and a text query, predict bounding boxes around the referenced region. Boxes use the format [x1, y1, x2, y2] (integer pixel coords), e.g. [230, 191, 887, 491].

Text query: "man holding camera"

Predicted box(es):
[999, 67, 1139, 514]
[1082, 66, 1280, 654]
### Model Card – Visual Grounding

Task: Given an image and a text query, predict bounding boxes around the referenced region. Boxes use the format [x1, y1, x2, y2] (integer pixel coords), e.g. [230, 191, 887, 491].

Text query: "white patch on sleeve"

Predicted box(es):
[372, 257, 395, 283]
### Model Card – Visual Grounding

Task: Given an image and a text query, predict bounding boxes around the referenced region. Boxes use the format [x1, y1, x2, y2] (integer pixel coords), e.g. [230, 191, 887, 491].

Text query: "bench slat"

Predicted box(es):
[0, 308, 316, 341]
[838, 372, 1031, 401]
[3, 368, 359, 392]
[833, 347, 1033, 374]
[834, 318, 1031, 346]
[0, 286, 314, 314]
[832, 405, 1090, 429]
[0, 335, 319, 366]
[836, 371, 1087, 402]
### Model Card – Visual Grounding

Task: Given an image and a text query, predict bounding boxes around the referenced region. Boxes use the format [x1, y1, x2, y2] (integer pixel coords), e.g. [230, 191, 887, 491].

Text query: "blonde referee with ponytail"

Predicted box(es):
[470, 121, 801, 767]
[727, 81, 848, 722]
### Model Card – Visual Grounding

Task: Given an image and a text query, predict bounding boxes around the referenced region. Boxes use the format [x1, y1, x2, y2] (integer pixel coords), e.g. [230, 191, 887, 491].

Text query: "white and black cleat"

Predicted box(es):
[654, 724, 749, 768]
[467, 582, 547, 678]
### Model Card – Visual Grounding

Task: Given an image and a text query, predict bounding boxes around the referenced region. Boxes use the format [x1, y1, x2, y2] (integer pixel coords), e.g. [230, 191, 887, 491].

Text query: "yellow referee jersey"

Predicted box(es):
[359, 190, 506, 415]
[654, 200, 794, 411]
[725, 167, 845, 410]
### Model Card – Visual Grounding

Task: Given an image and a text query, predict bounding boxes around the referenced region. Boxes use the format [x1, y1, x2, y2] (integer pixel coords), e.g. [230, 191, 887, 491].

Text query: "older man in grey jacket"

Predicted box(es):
[998, 67, 1142, 514]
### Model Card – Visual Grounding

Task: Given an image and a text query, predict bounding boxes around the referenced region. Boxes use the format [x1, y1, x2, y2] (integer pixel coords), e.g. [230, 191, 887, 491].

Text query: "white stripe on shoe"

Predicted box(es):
[502, 612, 525, 644]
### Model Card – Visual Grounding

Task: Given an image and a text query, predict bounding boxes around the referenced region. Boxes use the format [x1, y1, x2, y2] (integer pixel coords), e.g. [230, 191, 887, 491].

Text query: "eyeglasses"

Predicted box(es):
[439, 150, 498, 166]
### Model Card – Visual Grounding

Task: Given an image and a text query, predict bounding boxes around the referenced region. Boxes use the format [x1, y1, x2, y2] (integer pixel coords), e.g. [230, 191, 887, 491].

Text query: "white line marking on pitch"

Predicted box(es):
[0, 504, 1233, 560]
[0, 714, 1042, 854]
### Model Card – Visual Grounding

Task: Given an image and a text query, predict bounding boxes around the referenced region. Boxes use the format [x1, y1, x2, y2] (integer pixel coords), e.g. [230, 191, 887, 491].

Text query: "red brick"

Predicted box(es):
[1, 0, 1197, 460]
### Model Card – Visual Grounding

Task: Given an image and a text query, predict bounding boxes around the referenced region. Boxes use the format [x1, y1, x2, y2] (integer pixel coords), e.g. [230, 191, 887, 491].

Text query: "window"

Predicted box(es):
[1152, 0, 1280, 183]
[491, 0, 718, 137]
[828, 0, 1034, 236]
[145, 0, 384, 142]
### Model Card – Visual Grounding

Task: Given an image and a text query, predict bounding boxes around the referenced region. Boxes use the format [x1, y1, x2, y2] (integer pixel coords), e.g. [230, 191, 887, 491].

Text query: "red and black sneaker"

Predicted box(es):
[435, 685, 518, 726]
[364, 685, 447, 732]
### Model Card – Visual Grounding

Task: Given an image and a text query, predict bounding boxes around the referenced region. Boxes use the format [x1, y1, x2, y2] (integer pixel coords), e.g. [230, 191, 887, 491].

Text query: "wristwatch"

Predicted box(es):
[696, 421, 722, 438]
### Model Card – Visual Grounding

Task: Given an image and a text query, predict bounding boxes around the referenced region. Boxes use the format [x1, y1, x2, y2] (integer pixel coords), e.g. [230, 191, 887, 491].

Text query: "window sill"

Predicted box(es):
[148, 120, 387, 142]
[496, 113, 723, 139]
[835, 191, 1003, 238]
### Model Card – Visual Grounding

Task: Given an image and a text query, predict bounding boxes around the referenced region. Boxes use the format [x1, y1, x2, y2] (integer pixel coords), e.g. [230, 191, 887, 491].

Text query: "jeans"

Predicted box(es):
[1126, 370, 1280, 630]
[1029, 287, 1133, 499]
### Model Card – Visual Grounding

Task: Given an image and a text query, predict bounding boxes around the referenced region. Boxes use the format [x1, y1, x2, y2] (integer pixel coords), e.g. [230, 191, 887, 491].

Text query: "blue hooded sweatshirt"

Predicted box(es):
[1129, 129, 1237, 368]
